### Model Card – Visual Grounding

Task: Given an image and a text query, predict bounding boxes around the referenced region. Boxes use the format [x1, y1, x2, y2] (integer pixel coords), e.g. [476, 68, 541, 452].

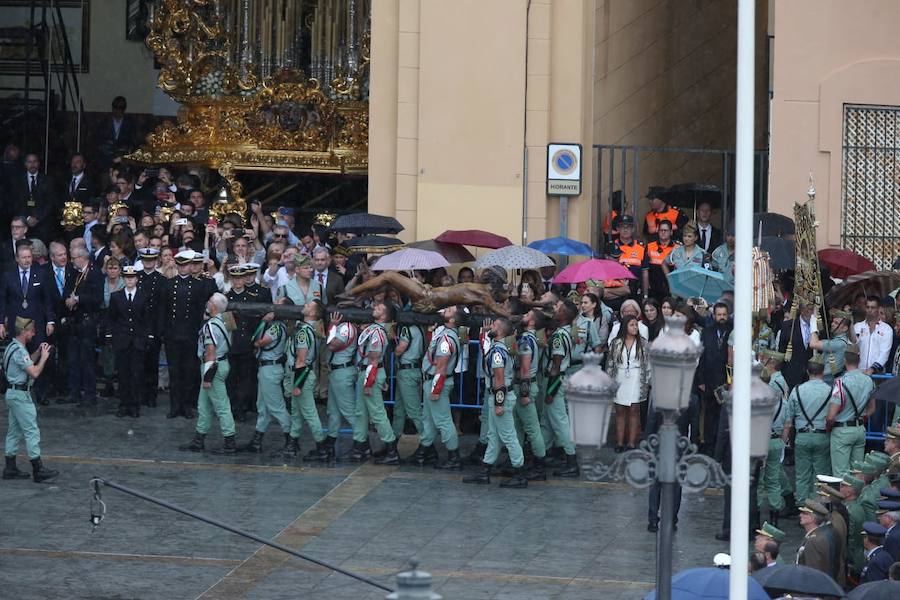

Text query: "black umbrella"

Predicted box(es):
[330, 213, 404, 235]
[662, 183, 723, 210]
[847, 580, 900, 599]
[752, 564, 845, 598]
[344, 235, 404, 256]
[754, 212, 795, 237]
[758, 236, 795, 271]
[873, 376, 900, 406]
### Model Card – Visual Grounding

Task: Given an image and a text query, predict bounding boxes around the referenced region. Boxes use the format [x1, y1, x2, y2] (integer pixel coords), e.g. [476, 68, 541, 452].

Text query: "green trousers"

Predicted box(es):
[794, 431, 831, 503]
[256, 364, 290, 433]
[4, 390, 41, 459]
[353, 368, 396, 444]
[483, 391, 524, 467]
[196, 361, 235, 437]
[284, 368, 324, 442]
[757, 437, 786, 511]
[540, 377, 575, 455]
[830, 425, 865, 478]
[514, 381, 546, 458]
[327, 365, 358, 438]
[392, 368, 423, 437]
[420, 378, 458, 450]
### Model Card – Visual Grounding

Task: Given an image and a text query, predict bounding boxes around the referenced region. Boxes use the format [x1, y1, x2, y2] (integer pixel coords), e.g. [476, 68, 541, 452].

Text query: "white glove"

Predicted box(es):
[809, 313, 818, 333]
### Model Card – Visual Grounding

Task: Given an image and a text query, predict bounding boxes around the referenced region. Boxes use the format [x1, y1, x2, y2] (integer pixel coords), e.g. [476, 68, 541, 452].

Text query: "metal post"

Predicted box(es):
[730, 0, 755, 598]
[44, 2, 53, 171]
[655, 412, 678, 600]
[559, 195, 568, 266]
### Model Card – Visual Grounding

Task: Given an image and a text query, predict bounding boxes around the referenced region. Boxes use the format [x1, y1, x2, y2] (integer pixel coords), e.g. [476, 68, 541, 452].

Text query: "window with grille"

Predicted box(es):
[842, 104, 900, 269]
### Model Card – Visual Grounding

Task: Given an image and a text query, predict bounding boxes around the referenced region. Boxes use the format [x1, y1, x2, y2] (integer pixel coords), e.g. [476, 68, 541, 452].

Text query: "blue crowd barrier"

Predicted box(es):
[383, 340, 485, 410]
[866, 373, 894, 442]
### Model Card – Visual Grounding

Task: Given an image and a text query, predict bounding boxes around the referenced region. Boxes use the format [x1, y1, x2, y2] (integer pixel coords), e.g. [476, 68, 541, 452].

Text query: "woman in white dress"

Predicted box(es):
[606, 315, 651, 452]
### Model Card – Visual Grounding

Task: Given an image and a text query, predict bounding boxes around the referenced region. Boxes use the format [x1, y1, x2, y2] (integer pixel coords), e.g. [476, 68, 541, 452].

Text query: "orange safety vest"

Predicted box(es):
[616, 240, 646, 267]
[644, 206, 682, 235]
[647, 241, 679, 266]
[602, 210, 619, 234]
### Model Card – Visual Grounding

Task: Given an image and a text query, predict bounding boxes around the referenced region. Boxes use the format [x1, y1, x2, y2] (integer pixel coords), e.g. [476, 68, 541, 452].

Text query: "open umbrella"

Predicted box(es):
[666, 264, 731, 304]
[475, 245, 553, 270]
[552, 258, 636, 283]
[435, 229, 512, 249]
[330, 213, 404, 235]
[345, 235, 404, 256]
[754, 212, 795, 237]
[643, 567, 770, 600]
[527, 236, 595, 257]
[872, 375, 900, 406]
[758, 236, 795, 271]
[825, 270, 900, 308]
[818, 248, 876, 280]
[662, 183, 723, 210]
[406, 239, 475, 263]
[752, 564, 845, 598]
[371, 248, 449, 271]
[847, 580, 900, 599]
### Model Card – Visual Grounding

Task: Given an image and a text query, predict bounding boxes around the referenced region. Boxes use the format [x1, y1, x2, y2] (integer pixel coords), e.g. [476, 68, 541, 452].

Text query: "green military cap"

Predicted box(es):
[868, 451, 893, 467]
[759, 348, 786, 361]
[830, 308, 852, 321]
[816, 484, 844, 503]
[294, 254, 311, 267]
[566, 290, 581, 303]
[14, 316, 35, 334]
[886, 425, 900, 440]
[799, 499, 831, 517]
[808, 354, 826, 366]
[853, 460, 880, 476]
[755, 521, 786, 543]
[841, 475, 864, 494]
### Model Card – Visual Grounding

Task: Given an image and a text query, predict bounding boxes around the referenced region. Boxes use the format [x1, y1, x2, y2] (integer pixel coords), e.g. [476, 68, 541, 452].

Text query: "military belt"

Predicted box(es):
[258, 358, 285, 367]
[797, 427, 827, 434]
[9, 384, 31, 391]
[770, 432, 782, 439]
[398, 362, 421, 370]
[833, 419, 864, 428]
[330, 361, 355, 370]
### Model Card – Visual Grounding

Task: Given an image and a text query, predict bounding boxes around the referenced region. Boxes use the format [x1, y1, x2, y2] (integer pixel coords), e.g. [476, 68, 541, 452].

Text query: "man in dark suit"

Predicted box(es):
[694, 200, 722, 254]
[0, 242, 56, 344]
[1, 216, 30, 270]
[103, 266, 153, 417]
[89, 226, 110, 271]
[696, 302, 732, 455]
[12, 153, 58, 243]
[311, 247, 345, 305]
[45, 241, 75, 402]
[99, 96, 138, 163]
[116, 170, 153, 220]
[57, 246, 103, 406]
[778, 303, 815, 390]
[65, 153, 95, 204]
[860, 521, 894, 583]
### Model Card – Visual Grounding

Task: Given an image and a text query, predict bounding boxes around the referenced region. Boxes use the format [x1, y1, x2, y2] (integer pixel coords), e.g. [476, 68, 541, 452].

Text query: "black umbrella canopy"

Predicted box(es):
[873, 375, 900, 406]
[344, 235, 405, 256]
[662, 183, 723, 209]
[330, 213, 404, 235]
[847, 580, 900, 599]
[752, 564, 845, 598]
[758, 236, 795, 271]
[754, 212, 796, 237]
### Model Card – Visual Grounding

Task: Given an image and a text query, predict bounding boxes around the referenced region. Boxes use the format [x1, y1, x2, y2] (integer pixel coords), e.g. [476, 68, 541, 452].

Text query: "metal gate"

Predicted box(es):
[842, 104, 900, 269]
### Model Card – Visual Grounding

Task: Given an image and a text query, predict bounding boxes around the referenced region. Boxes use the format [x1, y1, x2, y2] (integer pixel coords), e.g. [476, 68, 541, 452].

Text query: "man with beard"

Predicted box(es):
[696, 302, 732, 455]
[541, 300, 580, 478]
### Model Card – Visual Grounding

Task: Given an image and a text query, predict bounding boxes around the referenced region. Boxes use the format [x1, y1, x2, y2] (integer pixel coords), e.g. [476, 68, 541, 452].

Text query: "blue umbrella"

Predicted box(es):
[527, 236, 595, 257]
[666, 264, 731, 304]
[644, 567, 770, 600]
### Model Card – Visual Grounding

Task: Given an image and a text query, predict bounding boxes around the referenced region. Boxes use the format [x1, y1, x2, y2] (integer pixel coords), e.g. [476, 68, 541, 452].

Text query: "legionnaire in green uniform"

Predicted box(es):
[277, 254, 322, 306]
[783, 356, 833, 503]
[754, 521, 786, 567]
[236, 308, 291, 454]
[392, 319, 425, 440]
[809, 309, 851, 384]
[2, 317, 57, 482]
[859, 451, 893, 519]
[411, 306, 463, 469]
[815, 482, 848, 586]
[324, 313, 359, 457]
[464, 317, 528, 488]
[827, 344, 874, 477]
[884, 425, 900, 468]
[178, 293, 236, 454]
[515, 309, 548, 481]
[541, 300, 580, 478]
[349, 301, 398, 464]
[277, 300, 328, 460]
[758, 349, 790, 525]
[841, 474, 868, 577]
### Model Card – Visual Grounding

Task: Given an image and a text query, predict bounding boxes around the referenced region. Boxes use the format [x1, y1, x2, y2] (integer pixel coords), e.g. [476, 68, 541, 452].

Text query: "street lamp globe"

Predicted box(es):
[648, 314, 701, 412]
[564, 352, 618, 447]
[724, 363, 780, 457]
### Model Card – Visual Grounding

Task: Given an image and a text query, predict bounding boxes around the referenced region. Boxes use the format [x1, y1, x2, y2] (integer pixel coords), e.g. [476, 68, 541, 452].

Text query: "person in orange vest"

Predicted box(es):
[605, 214, 649, 299]
[643, 189, 686, 242]
[647, 219, 680, 300]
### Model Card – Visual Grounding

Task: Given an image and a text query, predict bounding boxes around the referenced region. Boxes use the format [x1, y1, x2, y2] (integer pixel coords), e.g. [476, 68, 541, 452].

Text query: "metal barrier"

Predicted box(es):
[866, 373, 895, 442]
[384, 340, 485, 410]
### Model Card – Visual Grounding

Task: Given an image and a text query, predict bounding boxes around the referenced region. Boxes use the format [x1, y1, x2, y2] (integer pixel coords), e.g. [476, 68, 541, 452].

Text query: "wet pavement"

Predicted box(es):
[0, 394, 789, 599]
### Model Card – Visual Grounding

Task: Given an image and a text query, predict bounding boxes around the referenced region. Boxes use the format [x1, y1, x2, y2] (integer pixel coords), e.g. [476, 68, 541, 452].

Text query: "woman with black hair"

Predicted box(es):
[606, 315, 651, 452]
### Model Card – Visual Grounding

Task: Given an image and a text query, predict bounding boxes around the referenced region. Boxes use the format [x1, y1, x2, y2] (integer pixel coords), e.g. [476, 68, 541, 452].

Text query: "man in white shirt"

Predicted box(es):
[853, 296, 893, 374]
[262, 244, 296, 292]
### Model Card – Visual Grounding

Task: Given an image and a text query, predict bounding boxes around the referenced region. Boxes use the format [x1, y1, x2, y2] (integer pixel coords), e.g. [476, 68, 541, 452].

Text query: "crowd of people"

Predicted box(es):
[1, 127, 900, 591]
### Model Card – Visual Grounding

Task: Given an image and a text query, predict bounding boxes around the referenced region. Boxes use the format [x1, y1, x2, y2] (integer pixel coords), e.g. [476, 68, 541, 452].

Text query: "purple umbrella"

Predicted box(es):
[371, 248, 450, 271]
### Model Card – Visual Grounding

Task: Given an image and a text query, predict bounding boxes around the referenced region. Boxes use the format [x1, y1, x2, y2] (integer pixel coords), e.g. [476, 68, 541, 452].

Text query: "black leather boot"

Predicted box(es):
[463, 463, 491, 484]
[525, 456, 547, 481]
[374, 440, 400, 465]
[545, 446, 566, 467]
[409, 444, 438, 466]
[499, 466, 529, 489]
[271, 433, 294, 458]
[212, 435, 237, 455]
[178, 432, 205, 452]
[31, 457, 59, 483]
[304, 439, 328, 462]
[436, 449, 463, 471]
[465, 442, 487, 465]
[347, 440, 372, 462]
[324, 436, 337, 460]
[768, 509, 779, 528]
[553, 453, 580, 478]
[3, 455, 30, 480]
[780, 493, 799, 517]
[237, 431, 264, 453]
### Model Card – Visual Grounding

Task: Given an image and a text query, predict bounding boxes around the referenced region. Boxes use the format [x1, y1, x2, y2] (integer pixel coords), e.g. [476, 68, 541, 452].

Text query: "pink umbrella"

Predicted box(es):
[371, 248, 450, 271]
[552, 259, 636, 283]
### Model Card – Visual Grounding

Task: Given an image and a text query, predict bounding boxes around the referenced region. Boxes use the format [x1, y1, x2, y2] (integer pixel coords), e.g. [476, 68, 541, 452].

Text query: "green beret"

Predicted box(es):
[293, 254, 311, 267]
[842, 475, 864, 494]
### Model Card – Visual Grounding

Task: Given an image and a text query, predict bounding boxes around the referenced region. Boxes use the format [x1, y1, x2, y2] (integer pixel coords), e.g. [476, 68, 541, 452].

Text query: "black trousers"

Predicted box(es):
[646, 407, 687, 525]
[226, 352, 257, 414]
[115, 347, 145, 410]
[166, 339, 198, 414]
[142, 339, 161, 404]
